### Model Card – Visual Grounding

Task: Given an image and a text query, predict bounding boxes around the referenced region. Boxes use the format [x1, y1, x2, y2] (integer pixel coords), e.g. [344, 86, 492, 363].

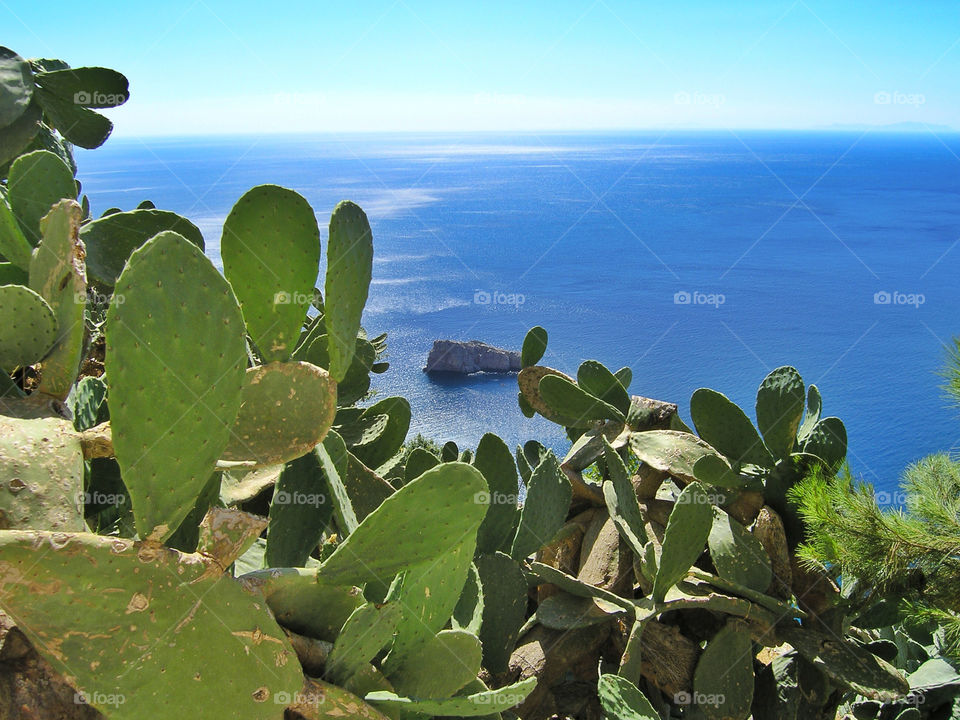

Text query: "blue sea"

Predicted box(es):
[77, 131, 960, 495]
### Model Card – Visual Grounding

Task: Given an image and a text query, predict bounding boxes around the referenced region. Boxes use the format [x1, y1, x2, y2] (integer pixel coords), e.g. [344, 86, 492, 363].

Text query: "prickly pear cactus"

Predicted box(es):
[80, 207, 205, 286]
[316, 462, 488, 587]
[6, 149, 76, 245]
[29, 199, 86, 398]
[0, 530, 303, 720]
[105, 230, 247, 541]
[0, 415, 85, 531]
[220, 361, 337, 467]
[221, 185, 320, 362]
[366, 677, 538, 717]
[0, 283, 57, 371]
[324, 200, 373, 382]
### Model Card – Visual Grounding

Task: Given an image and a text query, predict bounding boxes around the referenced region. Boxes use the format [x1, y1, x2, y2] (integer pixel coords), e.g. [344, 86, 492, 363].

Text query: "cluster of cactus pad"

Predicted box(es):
[0, 45, 929, 720]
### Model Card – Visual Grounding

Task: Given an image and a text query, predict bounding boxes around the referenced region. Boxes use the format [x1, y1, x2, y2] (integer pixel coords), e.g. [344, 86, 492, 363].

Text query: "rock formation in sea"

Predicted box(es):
[424, 340, 522, 374]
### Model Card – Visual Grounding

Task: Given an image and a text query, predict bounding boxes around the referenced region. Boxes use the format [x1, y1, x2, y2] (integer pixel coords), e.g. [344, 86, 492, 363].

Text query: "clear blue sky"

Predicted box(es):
[4, 0, 959, 134]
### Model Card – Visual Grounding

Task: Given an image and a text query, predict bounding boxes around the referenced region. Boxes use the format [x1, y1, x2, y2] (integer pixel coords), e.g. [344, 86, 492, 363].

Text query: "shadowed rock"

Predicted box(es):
[424, 340, 521, 374]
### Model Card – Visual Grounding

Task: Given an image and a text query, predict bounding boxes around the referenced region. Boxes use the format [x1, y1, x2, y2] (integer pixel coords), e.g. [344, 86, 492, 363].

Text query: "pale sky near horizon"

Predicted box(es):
[3, 0, 959, 135]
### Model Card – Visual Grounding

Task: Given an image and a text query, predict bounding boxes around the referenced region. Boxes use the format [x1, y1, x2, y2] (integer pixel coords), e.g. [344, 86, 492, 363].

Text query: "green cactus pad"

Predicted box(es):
[692, 454, 749, 489]
[221, 185, 320, 362]
[387, 628, 481, 698]
[539, 373, 625, 425]
[692, 621, 755, 720]
[629, 430, 724, 485]
[266, 451, 333, 567]
[366, 677, 536, 717]
[30, 199, 86, 398]
[0, 415, 85, 531]
[801, 416, 847, 470]
[364, 677, 537, 718]
[797, 384, 822, 443]
[778, 627, 909, 701]
[517, 365, 577, 424]
[652, 481, 713, 602]
[577, 360, 631, 416]
[33, 86, 114, 149]
[326, 601, 403, 686]
[601, 439, 649, 558]
[510, 451, 572, 561]
[755, 366, 805, 460]
[70, 375, 108, 431]
[526, 562, 635, 611]
[324, 201, 373, 382]
[315, 462, 488, 587]
[690, 387, 774, 467]
[0, 193, 33, 269]
[403, 447, 439, 485]
[342, 450, 395, 521]
[0, 531, 303, 719]
[597, 674, 659, 720]
[220, 361, 337, 468]
[473, 433, 520, 555]
[350, 396, 411, 470]
[0, 283, 57, 371]
[80, 208, 204, 286]
[314, 431, 359, 535]
[453, 563, 484, 634]
[238, 567, 363, 642]
[521, 326, 548, 368]
[7, 150, 76, 245]
[707, 508, 772, 592]
[0, 47, 33, 128]
[0, 261, 28, 285]
[33, 66, 129, 108]
[537, 592, 624, 630]
[384, 537, 475, 672]
[106, 230, 247, 541]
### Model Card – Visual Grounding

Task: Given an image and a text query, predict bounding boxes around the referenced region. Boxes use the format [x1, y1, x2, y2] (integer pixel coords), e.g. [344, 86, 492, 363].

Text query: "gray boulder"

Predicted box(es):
[424, 340, 522, 374]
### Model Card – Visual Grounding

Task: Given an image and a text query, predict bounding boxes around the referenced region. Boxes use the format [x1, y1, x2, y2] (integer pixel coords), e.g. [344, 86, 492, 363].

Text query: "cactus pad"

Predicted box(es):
[366, 677, 537, 717]
[690, 387, 773, 467]
[521, 325, 548, 368]
[473, 432, 520, 555]
[0, 193, 33, 270]
[653, 481, 713, 601]
[0, 283, 57, 371]
[326, 601, 403, 686]
[0, 415, 85, 531]
[105, 230, 247, 541]
[316, 461, 488, 587]
[707, 508, 772, 592]
[220, 361, 337, 467]
[692, 621, 755, 720]
[80, 208, 205, 286]
[30, 199, 86, 398]
[0, 530, 303, 720]
[629, 430, 724, 485]
[221, 185, 320, 362]
[577, 360, 631, 415]
[755, 366, 805, 460]
[7, 149, 76, 245]
[510, 451, 571, 561]
[387, 628, 481, 698]
[597, 673, 659, 720]
[324, 201, 373, 382]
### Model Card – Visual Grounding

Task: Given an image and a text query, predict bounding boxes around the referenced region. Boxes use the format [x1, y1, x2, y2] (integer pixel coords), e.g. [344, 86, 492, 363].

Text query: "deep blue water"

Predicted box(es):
[77, 131, 960, 494]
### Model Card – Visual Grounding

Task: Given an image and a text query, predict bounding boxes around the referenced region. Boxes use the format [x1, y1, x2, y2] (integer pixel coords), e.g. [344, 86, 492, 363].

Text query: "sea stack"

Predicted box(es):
[424, 340, 522, 374]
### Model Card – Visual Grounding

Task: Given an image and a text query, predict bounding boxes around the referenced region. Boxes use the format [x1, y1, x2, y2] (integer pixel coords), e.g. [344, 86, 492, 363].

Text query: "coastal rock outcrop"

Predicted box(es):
[424, 340, 522, 374]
